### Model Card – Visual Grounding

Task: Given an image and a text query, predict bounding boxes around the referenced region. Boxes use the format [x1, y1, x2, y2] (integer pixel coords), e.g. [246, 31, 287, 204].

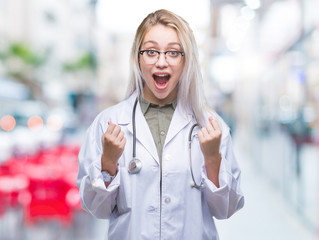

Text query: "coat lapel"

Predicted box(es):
[165, 103, 193, 146]
[122, 93, 159, 164]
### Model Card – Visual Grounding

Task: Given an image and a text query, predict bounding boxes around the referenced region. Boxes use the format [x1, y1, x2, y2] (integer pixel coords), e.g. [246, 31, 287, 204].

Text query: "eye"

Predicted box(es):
[167, 51, 179, 57]
[146, 50, 158, 56]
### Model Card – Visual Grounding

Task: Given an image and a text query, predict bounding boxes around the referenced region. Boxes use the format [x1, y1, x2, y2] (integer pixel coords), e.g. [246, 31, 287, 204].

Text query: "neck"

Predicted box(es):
[142, 88, 177, 107]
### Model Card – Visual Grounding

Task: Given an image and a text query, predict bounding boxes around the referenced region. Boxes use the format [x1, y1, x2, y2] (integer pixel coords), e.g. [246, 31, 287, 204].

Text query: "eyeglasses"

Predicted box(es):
[139, 50, 185, 65]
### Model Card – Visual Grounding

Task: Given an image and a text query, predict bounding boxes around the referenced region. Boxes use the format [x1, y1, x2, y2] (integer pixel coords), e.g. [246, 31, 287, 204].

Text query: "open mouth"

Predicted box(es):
[153, 74, 171, 90]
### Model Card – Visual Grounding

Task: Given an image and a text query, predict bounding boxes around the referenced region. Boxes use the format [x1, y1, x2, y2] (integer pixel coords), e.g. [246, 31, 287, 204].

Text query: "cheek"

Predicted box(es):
[140, 66, 153, 82]
[139, 59, 148, 77]
[139, 61, 148, 75]
[179, 63, 185, 75]
[173, 65, 184, 80]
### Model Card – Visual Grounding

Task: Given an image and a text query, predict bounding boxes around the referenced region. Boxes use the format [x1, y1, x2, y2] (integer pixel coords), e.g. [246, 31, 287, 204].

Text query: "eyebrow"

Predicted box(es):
[142, 40, 181, 48]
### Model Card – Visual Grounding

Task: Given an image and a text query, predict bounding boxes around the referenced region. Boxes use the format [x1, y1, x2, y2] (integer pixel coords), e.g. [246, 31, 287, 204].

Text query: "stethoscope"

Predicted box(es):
[128, 98, 205, 190]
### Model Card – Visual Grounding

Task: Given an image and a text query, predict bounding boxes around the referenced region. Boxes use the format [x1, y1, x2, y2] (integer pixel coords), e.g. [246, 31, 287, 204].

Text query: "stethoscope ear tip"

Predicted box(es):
[190, 182, 195, 187]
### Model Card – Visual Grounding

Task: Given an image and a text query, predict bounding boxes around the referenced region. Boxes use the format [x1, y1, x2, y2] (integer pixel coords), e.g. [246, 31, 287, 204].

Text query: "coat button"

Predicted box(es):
[164, 197, 171, 204]
[147, 206, 156, 212]
[160, 130, 165, 136]
[92, 179, 99, 187]
[92, 178, 104, 188]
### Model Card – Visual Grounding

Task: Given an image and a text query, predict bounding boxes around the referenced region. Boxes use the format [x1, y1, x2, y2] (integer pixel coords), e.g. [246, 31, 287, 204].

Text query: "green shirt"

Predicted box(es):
[139, 96, 177, 163]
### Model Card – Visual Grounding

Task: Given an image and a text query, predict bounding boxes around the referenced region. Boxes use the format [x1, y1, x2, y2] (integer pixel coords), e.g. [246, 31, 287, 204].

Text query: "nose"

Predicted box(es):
[155, 52, 169, 68]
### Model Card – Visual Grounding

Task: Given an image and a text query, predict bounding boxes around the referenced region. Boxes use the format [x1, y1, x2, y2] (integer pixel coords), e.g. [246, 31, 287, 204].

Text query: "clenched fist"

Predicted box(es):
[198, 117, 221, 162]
[101, 121, 126, 175]
[198, 116, 222, 187]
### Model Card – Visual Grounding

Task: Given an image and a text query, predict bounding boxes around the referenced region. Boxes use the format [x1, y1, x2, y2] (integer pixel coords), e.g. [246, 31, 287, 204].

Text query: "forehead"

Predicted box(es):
[141, 24, 181, 47]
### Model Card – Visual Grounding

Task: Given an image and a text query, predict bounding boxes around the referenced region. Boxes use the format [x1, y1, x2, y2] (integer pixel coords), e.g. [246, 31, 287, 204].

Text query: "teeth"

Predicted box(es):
[155, 74, 168, 77]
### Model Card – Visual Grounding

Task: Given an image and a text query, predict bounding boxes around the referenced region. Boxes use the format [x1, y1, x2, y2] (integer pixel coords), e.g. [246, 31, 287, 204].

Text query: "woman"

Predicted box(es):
[77, 9, 244, 240]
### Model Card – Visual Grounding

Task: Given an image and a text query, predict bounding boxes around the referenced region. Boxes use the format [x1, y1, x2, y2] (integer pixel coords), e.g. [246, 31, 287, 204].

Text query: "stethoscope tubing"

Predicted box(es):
[132, 98, 138, 159]
[188, 123, 205, 189]
[128, 98, 142, 174]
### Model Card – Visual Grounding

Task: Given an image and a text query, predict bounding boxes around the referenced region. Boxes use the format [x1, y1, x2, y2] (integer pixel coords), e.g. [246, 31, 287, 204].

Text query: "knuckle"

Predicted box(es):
[102, 134, 108, 141]
[200, 138, 209, 144]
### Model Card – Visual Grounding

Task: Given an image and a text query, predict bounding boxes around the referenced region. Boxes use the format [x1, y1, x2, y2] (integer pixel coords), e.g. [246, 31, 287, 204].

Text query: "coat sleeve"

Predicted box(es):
[203, 118, 244, 219]
[76, 114, 120, 219]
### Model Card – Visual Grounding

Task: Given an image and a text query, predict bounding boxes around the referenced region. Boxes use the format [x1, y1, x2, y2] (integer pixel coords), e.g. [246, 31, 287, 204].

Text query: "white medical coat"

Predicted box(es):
[77, 92, 244, 240]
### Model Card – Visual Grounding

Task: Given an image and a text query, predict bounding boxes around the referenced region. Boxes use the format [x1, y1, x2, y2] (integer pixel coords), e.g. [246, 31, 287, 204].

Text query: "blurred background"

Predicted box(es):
[0, 0, 318, 239]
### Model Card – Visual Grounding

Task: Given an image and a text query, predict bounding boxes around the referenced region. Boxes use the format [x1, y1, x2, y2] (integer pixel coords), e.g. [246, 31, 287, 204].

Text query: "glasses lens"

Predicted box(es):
[166, 51, 182, 65]
[143, 50, 158, 64]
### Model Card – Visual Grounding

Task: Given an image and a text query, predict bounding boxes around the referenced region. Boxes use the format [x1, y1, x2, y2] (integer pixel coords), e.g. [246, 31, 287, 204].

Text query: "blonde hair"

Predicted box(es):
[126, 9, 207, 126]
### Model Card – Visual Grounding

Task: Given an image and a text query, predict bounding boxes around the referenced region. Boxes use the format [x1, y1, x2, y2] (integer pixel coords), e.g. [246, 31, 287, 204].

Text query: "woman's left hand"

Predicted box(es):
[198, 116, 222, 187]
[198, 117, 222, 162]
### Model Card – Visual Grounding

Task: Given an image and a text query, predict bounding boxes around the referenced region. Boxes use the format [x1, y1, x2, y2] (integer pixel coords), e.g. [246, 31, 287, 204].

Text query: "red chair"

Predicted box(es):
[0, 144, 81, 226]
[0, 174, 30, 209]
[24, 177, 72, 226]
[23, 144, 81, 226]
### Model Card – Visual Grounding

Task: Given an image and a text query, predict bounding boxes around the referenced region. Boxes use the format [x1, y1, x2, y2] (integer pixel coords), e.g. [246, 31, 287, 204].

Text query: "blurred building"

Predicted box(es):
[0, 0, 97, 108]
[208, 0, 319, 232]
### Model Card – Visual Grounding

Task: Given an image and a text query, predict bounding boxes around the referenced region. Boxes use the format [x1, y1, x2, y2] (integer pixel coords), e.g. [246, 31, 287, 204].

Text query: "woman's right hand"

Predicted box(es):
[101, 121, 126, 175]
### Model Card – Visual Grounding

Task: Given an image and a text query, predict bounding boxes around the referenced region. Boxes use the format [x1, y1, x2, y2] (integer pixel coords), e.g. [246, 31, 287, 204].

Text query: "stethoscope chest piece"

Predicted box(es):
[128, 158, 142, 174]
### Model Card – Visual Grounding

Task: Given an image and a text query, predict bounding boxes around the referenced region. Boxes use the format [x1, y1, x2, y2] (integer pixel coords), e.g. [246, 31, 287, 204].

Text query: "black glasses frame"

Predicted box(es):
[139, 50, 185, 57]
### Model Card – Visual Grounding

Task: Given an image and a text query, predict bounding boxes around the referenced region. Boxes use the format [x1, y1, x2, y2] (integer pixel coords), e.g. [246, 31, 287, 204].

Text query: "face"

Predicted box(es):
[139, 24, 184, 106]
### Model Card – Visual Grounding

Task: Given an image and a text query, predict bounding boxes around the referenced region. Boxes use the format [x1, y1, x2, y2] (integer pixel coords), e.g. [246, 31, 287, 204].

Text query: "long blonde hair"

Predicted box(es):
[126, 9, 207, 126]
